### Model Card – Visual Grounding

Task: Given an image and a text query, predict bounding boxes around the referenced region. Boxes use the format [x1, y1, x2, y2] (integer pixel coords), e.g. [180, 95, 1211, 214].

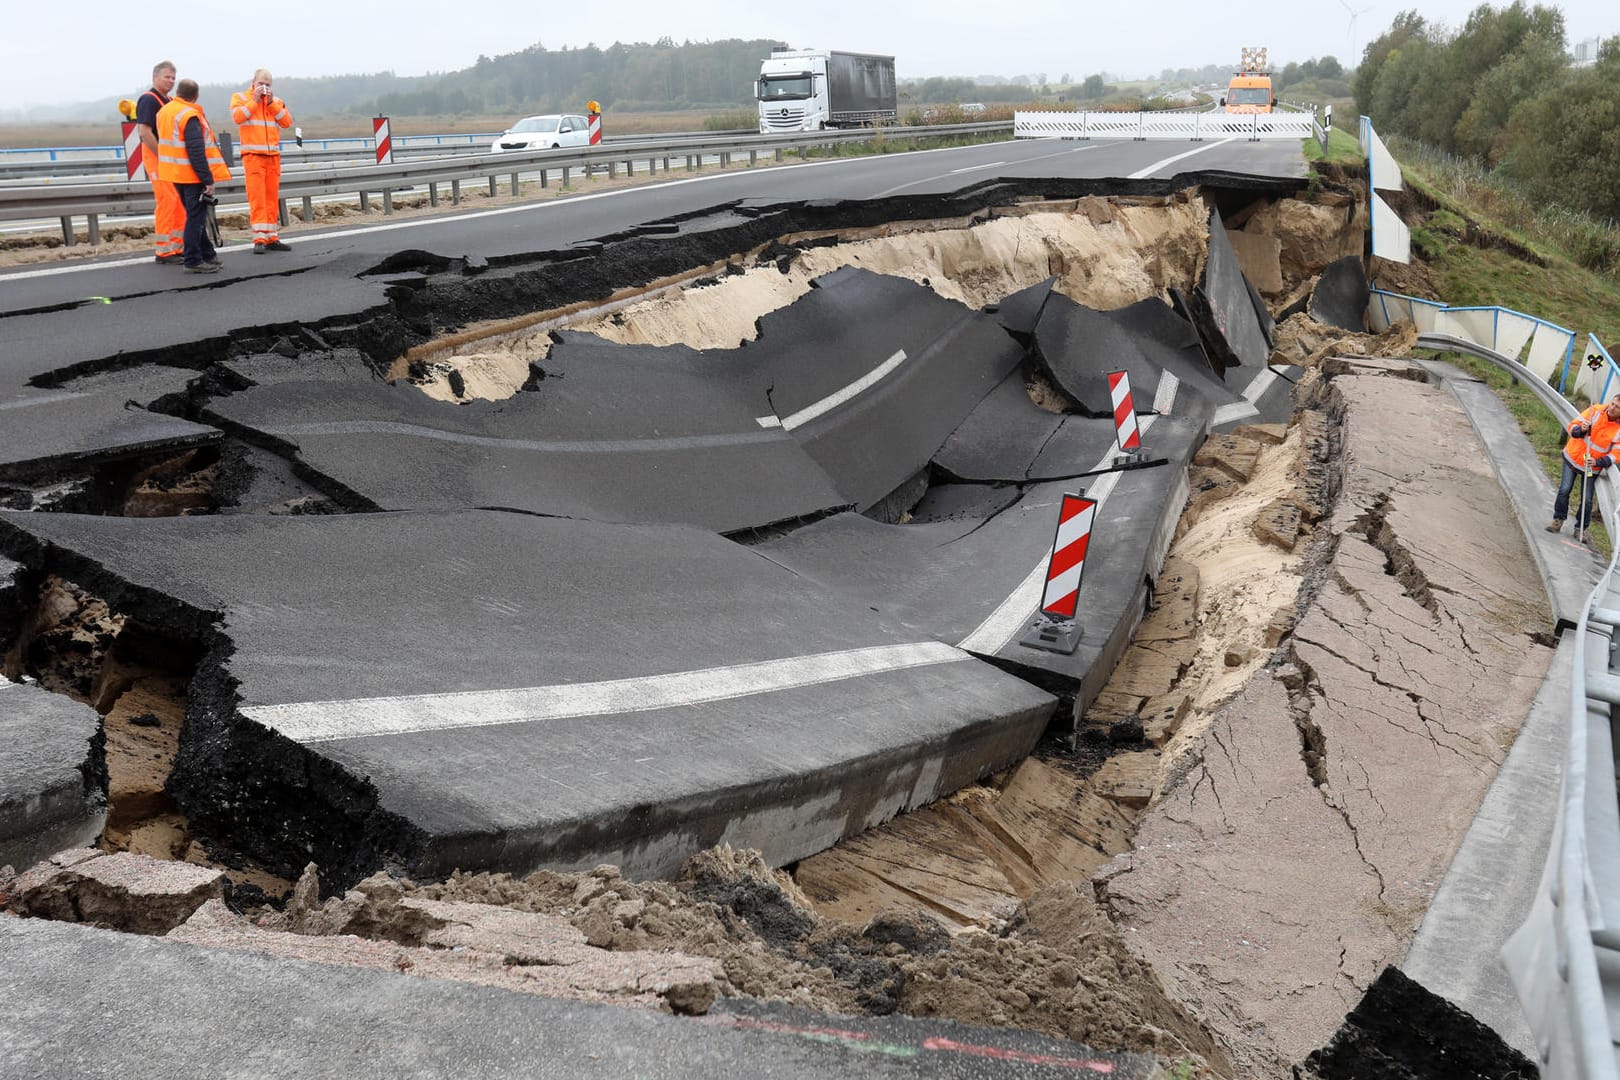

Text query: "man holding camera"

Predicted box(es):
[231, 69, 294, 253]
[154, 79, 231, 273]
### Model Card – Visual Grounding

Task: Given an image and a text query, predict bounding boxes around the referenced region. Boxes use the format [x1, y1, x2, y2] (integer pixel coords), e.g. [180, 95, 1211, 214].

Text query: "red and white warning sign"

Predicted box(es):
[121, 121, 146, 182]
[1108, 370, 1140, 452]
[373, 116, 393, 165]
[1039, 493, 1096, 620]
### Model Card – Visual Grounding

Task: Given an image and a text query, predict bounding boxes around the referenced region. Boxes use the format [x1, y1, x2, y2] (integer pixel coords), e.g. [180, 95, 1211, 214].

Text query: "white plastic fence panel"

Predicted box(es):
[1436, 308, 1498, 348]
[1083, 113, 1143, 139]
[1255, 114, 1315, 140]
[1411, 297, 1445, 334]
[1367, 123, 1403, 192]
[1371, 194, 1411, 264]
[1015, 112, 1088, 138]
[1527, 322, 1576, 383]
[1203, 115, 1260, 139]
[1495, 311, 1540, 363]
[1139, 113, 1198, 139]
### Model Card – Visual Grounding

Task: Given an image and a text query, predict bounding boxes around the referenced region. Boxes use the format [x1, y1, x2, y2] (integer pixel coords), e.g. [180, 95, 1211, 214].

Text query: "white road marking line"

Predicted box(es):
[773, 349, 908, 431]
[956, 414, 1159, 655]
[241, 641, 971, 743]
[874, 144, 1102, 197]
[1128, 138, 1239, 179]
[0, 141, 1025, 284]
[1152, 372, 1180, 414]
[1212, 368, 1279, 425]
[949, 160, 1007, 174]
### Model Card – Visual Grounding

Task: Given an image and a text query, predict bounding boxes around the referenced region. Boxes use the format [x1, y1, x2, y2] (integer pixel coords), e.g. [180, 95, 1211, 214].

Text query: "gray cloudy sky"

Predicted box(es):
[17, 0, 1616, 108]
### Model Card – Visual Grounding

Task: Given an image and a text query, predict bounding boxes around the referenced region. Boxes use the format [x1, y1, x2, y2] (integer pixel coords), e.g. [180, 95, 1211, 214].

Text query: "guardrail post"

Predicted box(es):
[359, 191, 370, 213]
[428, 182, 438, 208]
[487, 175, 497, 198]
[301, 195, 313, 222]
[277, 198, 289, 228]
[749, 149, 758, 166]
[774, 148, 783, 162]
[625, 158, 634, 177]
[720, 152, 731, 167]
[540, 168, 548, 189]
[86, 213, 101, 245]
[383, 189, 394, 215]
[59, 216, 74, 246]
[450, 179, 461, 205]
[509, 172, 519, 196]
[608, 161, 617, 179]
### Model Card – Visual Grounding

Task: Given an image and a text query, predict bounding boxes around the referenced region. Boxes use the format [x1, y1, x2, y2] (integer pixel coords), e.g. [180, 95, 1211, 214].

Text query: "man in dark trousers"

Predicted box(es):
[135, 60, 182, 263]
[153, 79, 231, 273]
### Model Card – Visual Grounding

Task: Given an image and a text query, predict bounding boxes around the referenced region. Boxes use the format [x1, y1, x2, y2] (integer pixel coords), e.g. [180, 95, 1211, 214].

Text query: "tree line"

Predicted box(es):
[1355, 4, 1620, 220]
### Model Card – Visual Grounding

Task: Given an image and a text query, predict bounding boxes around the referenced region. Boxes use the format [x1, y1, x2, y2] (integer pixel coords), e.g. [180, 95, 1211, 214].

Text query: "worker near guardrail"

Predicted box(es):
[1549, 395, 1620, 537]
[230, 69, 293, 254]
[155, 80, 231, 274]
[136, 60, 183, 264]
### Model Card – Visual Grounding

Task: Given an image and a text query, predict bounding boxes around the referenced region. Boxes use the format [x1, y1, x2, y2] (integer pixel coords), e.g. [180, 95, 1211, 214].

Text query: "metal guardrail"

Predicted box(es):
[0, 121, 1011, 245]
[1378, 311, 1620, 1078]
[1012, 110, 1315, 141]
[0, 129, 764, 180]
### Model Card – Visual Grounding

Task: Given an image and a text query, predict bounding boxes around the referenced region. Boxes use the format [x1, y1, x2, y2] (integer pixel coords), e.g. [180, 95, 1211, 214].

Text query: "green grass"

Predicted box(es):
[1301, 126, 1361, 166]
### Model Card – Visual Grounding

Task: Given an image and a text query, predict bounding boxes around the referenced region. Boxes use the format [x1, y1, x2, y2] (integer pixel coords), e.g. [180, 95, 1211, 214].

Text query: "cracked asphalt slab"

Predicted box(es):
[0, 507, 1056, 889]
[1097, 367, 1553, 1076]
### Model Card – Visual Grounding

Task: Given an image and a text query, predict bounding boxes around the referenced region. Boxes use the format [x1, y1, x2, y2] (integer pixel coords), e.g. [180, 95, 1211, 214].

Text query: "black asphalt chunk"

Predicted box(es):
[760, 415, 1200, 720]
[1309, 254, 1371, 334]
[748, 267, 1024, 511]
[933, 370, 1078, 482]
[989, 276, 1057, 337]
[908, 483, 1024, 525]
[220, 348, 381, 387]
[1302, 966, 1538, 1080]
[202, 339, 850, 533]
[0, 679, 106, 869]
[0, 366, 220, 485]
[1192, 209, 1272, 371]
[1244, 273, 1277, 347]
[1032, 293, 1237, 423]
[0, 509, 1053, 889]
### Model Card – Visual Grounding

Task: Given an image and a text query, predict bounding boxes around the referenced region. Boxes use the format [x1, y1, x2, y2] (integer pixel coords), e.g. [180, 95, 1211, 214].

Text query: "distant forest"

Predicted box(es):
[7, 39, 1346, 126]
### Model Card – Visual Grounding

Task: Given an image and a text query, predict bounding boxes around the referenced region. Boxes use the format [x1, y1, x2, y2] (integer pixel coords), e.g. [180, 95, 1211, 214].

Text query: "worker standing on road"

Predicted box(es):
[136, 61, 183, 264]
[155, 80, 231, 273]
[1549, 395, 1620, 537]
[230, 69, 293, 253]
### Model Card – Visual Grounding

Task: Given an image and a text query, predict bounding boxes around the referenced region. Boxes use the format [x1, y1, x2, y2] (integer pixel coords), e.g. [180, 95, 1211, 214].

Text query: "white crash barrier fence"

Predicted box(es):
[1373, 273, 1620, 1075]
[1013, 111, 1313, 142]
[1361, 116, 1411, 264]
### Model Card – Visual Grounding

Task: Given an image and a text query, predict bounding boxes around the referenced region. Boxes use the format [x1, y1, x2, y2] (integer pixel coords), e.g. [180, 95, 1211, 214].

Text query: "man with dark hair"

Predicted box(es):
[154, 79, 232, 273]
[136, 61, 183, 263]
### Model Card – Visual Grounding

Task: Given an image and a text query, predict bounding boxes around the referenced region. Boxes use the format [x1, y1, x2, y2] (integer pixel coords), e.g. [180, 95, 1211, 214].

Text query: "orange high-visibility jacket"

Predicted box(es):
[154, 100, 231, 183]
[1563, 403, 1620, 469]
[230, 89, 292, 155]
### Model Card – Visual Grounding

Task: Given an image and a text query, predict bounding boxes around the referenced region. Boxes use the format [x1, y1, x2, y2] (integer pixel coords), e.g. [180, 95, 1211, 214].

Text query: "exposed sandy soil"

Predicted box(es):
[401, 195, 1213, 403]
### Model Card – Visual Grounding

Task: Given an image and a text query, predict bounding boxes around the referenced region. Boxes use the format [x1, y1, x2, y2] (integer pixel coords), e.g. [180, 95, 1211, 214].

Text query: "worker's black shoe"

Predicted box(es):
[184, 263, 221, 274]
[253, 242, 266, 254]
[263, 240, 292, 252]
[205, 256, 222, 267]
[155, 254, 182, 265]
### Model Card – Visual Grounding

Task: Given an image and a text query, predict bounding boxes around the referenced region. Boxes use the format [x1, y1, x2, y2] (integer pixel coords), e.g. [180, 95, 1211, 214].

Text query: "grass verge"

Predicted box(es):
[1302, 127, 1361, 166]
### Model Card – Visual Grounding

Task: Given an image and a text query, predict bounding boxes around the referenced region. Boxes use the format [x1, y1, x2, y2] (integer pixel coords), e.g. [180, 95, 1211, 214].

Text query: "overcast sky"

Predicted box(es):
[15, 0, 1615, 108]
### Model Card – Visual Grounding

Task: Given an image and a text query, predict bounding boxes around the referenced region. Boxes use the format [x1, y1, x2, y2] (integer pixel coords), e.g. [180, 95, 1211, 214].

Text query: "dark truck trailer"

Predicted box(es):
[825, 51, 898, 126]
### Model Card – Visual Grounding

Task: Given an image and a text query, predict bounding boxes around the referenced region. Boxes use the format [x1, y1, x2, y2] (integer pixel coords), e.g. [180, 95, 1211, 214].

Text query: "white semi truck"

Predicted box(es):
[756, 48, 898, 134]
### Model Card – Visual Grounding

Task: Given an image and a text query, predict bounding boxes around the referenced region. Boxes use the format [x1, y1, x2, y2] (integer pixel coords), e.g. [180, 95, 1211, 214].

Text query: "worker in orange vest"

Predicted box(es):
[230, 69, 294, 253]
[154, 80, 232, 273]
[1550, 395, 1620, 537]
[135, 60, 183, 264]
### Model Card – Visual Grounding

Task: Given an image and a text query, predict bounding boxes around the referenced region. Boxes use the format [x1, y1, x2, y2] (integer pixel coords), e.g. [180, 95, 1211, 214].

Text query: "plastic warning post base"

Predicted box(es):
[1113, 448, 1144, 468]
[1020, 614, 1084, 655]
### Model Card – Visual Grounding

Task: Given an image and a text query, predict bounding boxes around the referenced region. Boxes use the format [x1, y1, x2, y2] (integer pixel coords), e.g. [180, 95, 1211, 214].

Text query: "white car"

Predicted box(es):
[491, 114, 592, 152]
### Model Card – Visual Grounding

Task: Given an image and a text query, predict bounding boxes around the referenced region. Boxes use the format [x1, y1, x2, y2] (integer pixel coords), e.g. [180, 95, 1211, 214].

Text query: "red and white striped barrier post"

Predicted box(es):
[1020, 492, 1095, 655]
[373, 116, 393, 165]
[121, 120, 146, 181]
[587, 100, 602, 146]
[1108, 369, 1141, 462]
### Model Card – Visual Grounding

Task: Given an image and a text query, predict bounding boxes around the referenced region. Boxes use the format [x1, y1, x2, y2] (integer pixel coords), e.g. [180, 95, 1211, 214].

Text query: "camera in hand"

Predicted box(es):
[199, 192, 217, 206]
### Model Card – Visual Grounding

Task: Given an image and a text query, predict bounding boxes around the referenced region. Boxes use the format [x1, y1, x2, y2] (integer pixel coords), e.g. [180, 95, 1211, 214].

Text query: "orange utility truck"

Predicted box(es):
[1222, 47, 1276, 113]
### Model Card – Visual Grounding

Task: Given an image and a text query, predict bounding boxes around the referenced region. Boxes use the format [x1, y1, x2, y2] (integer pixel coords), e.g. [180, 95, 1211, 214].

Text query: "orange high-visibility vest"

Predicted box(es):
[154, 100, 231, 183]
[230, 89, 292, 155]
[1564, 403, 1620, 469]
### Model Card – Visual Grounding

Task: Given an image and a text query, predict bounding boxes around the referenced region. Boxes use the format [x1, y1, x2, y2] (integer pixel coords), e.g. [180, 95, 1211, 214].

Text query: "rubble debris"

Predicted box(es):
[8, 848, 223, 934]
